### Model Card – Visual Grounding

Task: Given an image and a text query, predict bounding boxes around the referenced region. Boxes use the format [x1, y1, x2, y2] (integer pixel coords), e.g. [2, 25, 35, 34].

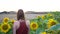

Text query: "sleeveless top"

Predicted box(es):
[16, 20, 29, 34]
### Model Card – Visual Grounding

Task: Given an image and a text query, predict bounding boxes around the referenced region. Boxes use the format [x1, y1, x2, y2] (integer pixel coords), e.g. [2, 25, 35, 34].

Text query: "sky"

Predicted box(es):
[0, 0, 60, 12]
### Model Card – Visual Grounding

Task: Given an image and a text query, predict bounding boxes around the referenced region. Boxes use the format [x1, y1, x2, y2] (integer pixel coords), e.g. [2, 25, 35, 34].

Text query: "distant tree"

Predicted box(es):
[2, 11, 7, 14]
[9, 11, 16, 14]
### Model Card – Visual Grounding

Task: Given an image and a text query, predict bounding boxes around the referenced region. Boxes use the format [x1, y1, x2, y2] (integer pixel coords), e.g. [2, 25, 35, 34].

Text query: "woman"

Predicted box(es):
[13, 9, 29, 34]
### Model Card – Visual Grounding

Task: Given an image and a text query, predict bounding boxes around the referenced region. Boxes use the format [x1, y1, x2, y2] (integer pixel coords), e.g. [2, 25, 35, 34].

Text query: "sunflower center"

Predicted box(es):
[2, 24, 8, 30]
[32, 24, 36, 28]
[4, 19, 8, 22]
[51, 21, 56, 26]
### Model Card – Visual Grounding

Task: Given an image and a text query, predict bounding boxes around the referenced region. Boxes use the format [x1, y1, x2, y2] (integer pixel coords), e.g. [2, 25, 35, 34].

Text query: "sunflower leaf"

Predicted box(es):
[48, 24, 60, 31]
[36, 28, 45, 34]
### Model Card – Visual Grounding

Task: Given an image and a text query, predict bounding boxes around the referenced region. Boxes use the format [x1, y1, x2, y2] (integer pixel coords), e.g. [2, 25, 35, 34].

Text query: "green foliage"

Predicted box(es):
[0, 18, 14, 34]
[30, 12, 60, 34]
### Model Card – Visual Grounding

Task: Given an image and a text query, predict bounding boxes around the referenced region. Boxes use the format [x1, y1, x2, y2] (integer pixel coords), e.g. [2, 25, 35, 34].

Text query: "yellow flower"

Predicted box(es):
[41, 15, 45, 19]
[1, 23, 11, 33]
[37, 15, 40, 18]
[47, 13, 52, 16]
[30, 22, 38, 30]
[47, 19, 57, 28]
[3, 17, 9, 23]
[41, 32, 46, 34]
[11, 19, 16, 24]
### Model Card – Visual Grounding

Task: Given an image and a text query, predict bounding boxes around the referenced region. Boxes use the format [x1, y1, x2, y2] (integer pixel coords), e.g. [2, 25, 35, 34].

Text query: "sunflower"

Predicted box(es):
[41, 15, 45, 19]
[1, 23, 11, 33]
[37, 15, 40, 18]
[3, 17, 9, 23]
[47, 13, 52, 16]
[41, 32, 46, 34]
[30, 22, 38, 30]
[47, 19, 57, 28]
[11, 19, 16, 24]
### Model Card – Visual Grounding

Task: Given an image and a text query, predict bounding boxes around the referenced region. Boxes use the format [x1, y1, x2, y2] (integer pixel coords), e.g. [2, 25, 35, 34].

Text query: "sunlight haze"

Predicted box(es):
[0, 0, 60, 12]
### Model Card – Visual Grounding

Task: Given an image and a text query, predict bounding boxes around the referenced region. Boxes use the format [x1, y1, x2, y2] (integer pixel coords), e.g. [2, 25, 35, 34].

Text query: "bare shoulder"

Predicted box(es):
[14, 21, 18, 23]
[14, 21, 20, 25]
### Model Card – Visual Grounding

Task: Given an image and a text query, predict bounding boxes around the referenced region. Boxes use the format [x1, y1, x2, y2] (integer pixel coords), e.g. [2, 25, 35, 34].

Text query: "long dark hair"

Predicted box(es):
[17, 9, 25, 20]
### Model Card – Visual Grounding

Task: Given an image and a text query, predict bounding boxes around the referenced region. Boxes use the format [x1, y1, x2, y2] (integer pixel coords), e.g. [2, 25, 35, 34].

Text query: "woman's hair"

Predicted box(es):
[17, 9, 25, 20]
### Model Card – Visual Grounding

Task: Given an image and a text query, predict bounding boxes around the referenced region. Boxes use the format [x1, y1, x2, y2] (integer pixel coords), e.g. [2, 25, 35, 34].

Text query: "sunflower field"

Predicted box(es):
[0, 17, 15, 34]
[30, 12, 60, 34]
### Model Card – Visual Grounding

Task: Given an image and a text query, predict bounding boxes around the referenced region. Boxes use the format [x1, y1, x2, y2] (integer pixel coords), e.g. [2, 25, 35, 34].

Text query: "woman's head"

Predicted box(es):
[17, 9, 25, 20]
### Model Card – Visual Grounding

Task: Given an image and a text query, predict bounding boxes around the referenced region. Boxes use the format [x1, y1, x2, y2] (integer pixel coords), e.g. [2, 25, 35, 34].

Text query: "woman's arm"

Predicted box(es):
[26, 20, 30, 28]
[26, 20, 30, 34]
[13, 22, 17, 34]
[13, 21, 20, 34]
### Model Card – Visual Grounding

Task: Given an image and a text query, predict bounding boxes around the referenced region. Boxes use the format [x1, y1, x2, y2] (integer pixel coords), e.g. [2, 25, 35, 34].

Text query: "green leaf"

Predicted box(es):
[30, 30, 36, 34]
[36, 28, 41, 34]
[7, 31, 13, 34]
[49, 24, 60, 31]
[36, 28, 45, 34]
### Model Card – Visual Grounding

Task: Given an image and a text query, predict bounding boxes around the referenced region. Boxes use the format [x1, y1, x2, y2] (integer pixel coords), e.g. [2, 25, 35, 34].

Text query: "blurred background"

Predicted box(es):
[0, 0, 60, 22]
[0, 11, 48, 22]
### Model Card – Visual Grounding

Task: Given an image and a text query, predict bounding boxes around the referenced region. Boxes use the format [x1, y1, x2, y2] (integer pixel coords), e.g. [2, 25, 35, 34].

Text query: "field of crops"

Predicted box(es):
[0, 12, 60, 34]
[30, 12, 60, 34]
[0, 14, 46, 22]
[0, 14, 17, 23]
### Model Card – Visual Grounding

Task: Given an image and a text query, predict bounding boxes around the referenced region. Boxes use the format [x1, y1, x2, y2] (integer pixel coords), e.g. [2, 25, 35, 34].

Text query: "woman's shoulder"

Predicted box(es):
[25, 20, 30, 29]
[14, 21, 19, 23]
[14, 21, 20, 25]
